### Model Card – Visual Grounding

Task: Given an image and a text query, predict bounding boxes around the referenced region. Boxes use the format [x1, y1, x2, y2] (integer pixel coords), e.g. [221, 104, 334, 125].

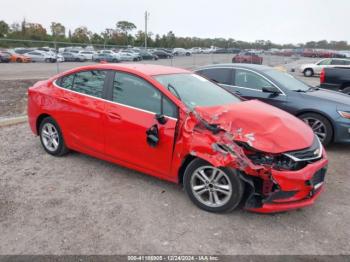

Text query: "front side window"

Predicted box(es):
[72, 70, 107, 98]
[234, 69, 273, 90]
[113, 72, 177, 117]
[154, 73, 241, 109]
[197, 68, 233, 85]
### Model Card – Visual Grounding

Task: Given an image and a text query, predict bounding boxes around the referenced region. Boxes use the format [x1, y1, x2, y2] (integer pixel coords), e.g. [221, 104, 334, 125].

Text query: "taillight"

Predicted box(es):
[320, 68, 325, 84]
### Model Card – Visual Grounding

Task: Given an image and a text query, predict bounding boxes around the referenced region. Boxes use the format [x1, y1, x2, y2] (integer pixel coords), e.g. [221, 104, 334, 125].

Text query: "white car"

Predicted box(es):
[79, 50, 97, 60]
[172, 48, 191, 56]
[117, 52, 139, 61]
[300, 58, 350, 77]
[99, 50, 121, 60]
[25, 50, 55, 62]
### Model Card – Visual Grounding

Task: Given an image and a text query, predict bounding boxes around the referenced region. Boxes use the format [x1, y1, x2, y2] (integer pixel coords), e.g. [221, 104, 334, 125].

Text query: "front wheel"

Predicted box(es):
[303, 68, 314, 77]
[183, 159, 244, 213]
[299, 113, 333, 146]
[39, 117, 69, 156]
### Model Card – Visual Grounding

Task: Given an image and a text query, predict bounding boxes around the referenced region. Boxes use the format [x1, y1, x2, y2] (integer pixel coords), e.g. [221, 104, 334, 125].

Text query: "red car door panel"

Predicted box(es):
[105, 102, 177, 177]
[51, 70, 107, 154]
[104, 71, 178, 178]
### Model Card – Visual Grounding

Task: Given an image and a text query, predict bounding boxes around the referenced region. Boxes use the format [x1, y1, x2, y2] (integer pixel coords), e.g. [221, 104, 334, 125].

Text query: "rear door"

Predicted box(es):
[54, 70, 109, 154]
[104, 71, 178, 177]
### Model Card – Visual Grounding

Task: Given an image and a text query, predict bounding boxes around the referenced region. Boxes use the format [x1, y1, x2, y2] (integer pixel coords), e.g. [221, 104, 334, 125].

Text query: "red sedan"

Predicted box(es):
[232, 52, 263, 64]
[28, 64, 328, 213]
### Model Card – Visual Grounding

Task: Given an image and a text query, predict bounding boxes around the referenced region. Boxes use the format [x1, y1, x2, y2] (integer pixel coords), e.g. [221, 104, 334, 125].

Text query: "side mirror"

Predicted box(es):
[262, 86, 280, 94]
[146, 124, 159, 147]
[155, 113, 168, 125]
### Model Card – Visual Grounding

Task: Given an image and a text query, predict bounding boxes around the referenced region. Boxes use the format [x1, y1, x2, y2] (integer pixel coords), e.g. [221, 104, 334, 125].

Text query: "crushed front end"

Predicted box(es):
[238, 137, 328, 213]
[177, 101, 328, 213]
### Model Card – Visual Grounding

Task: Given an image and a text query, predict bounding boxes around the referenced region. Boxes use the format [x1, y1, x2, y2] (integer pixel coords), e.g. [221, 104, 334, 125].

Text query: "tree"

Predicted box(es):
[71, 26, 90, 43]
[116, 21, 136, 45]
[51, 22, 65, 39]
[25, 23, 47, 40]
[0, 20, 9, 37]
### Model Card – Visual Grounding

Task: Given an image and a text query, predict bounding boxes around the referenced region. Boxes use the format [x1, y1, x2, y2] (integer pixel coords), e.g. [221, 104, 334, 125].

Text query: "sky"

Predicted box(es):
[1, 0, 350, 44]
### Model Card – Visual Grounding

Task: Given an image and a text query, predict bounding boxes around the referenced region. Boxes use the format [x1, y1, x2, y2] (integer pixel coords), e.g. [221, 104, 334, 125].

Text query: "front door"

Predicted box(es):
[104, 71, 178, 177]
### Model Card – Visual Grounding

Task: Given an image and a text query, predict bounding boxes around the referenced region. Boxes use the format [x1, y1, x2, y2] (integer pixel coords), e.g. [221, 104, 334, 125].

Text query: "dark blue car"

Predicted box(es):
[195, 64, 350, 145]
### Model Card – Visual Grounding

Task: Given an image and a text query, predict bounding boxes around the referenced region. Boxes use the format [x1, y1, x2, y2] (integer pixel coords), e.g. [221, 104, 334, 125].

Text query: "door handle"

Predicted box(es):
[234, 90, 242, 95]
[107, 112, 121, 120]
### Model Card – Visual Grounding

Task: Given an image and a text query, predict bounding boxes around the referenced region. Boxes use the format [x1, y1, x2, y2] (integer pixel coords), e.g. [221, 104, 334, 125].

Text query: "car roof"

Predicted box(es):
[60, 63, 190, 77]
[195, 63, 272, 72]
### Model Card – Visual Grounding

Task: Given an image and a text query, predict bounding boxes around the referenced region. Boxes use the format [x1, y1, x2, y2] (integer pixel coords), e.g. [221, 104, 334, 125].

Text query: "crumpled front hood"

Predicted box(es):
[194, 100, 314, 154]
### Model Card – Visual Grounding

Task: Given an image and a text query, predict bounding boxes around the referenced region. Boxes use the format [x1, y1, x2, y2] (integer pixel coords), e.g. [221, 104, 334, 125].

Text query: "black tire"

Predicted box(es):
[342, 86, 350, 95]
[299, 113, 333, 146]
[45, 58, 50, 63]
[16, 58, 22, 63]
[39, 117, 69, 156]
[183, 158, 244, 213]
[303, 68, 314, 77]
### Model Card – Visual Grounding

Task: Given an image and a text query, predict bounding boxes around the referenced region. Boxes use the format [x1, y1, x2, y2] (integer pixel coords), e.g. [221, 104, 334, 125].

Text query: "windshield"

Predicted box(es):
[154, 73, 241, 109]
[264, 69, 310, 91]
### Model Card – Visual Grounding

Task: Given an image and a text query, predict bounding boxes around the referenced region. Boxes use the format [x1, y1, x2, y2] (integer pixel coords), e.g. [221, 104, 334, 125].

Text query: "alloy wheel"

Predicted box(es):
[41, 123, 60, 152]
[303, 117, 327, 142]
[190, 166, 232, 208]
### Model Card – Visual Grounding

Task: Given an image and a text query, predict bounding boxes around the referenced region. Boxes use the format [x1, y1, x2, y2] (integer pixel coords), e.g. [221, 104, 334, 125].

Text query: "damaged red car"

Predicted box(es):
[28, 64, 328, 213]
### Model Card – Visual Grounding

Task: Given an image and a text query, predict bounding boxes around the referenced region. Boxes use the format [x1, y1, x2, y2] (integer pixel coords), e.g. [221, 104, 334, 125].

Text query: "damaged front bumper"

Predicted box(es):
[244, 156, 328, 213]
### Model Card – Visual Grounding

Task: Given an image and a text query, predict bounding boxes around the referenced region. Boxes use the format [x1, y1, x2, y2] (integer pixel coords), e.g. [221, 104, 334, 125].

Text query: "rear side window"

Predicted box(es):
[58, 74, 74, 89]
[57, 70, 107, 98]
[112, 72, 177, 118]
[197, 68, 233, 85]
[73, 70, 107, 98]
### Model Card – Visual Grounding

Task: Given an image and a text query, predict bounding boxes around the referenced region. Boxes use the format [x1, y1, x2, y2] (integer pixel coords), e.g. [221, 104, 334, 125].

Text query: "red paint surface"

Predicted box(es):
[28, 64, 328, 213]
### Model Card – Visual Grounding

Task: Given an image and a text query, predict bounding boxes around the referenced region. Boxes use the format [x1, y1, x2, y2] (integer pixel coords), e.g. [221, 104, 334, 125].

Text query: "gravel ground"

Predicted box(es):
[0, 124, 349, 255]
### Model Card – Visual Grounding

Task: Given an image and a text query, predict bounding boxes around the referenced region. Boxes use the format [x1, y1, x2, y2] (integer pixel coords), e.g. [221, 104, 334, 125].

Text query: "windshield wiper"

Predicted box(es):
[293, 89, 307, 93]
[167, 83, 182, 101]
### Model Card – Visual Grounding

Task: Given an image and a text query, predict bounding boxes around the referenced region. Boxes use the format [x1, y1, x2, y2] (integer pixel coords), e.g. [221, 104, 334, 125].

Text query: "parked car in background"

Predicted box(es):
[119, 50, 142, 61]
[232, 52, 263, 64]
[7, 50, 31, 63]
[25, 51, 56, 63]
[28, 64, 328, 213]
[0, 51, 11, 63]
[93, 53, 119, 63]
[320, 67, 350, 95]
[152, 50, 173, 59]
[78, 50, 96, 60]
[117, 52, 139, 61]
[172, 48, 191, 56]
[300, 58, 350, 77]
[139, 51, 158, 60]
[61, 52, 86, 62]
[189, 47, 203, 54]
[195, 64, 350, 145]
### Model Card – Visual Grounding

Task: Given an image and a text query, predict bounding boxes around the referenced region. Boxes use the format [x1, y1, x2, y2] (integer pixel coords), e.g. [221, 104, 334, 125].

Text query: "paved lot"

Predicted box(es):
[1, 54, 349, 255]
[0, 124, 349, 255]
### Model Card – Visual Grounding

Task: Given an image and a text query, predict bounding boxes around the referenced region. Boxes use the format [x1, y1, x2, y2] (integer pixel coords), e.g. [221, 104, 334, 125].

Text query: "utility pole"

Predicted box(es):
[145, 11, 150, 49]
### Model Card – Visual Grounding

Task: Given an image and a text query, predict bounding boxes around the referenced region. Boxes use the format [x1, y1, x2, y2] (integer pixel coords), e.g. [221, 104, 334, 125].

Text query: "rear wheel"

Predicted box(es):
[303, 68, 314, 77]
[183, 159, 244, 213]
[299, 113, 333, 146]
[16, 58, 22, 63]
[39, 117, 69, 156]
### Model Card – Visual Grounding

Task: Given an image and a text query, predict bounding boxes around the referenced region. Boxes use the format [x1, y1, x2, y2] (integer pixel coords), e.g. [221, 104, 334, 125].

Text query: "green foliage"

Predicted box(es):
[1, 19, 349, 50]
[0, 20, 9, 37]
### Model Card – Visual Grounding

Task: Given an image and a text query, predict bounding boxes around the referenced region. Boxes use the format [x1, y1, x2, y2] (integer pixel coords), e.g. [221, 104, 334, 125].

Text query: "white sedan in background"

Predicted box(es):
[25, 50, 56, 62]
[300, 58, 350, 77]
[78, 50, 97, 60]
